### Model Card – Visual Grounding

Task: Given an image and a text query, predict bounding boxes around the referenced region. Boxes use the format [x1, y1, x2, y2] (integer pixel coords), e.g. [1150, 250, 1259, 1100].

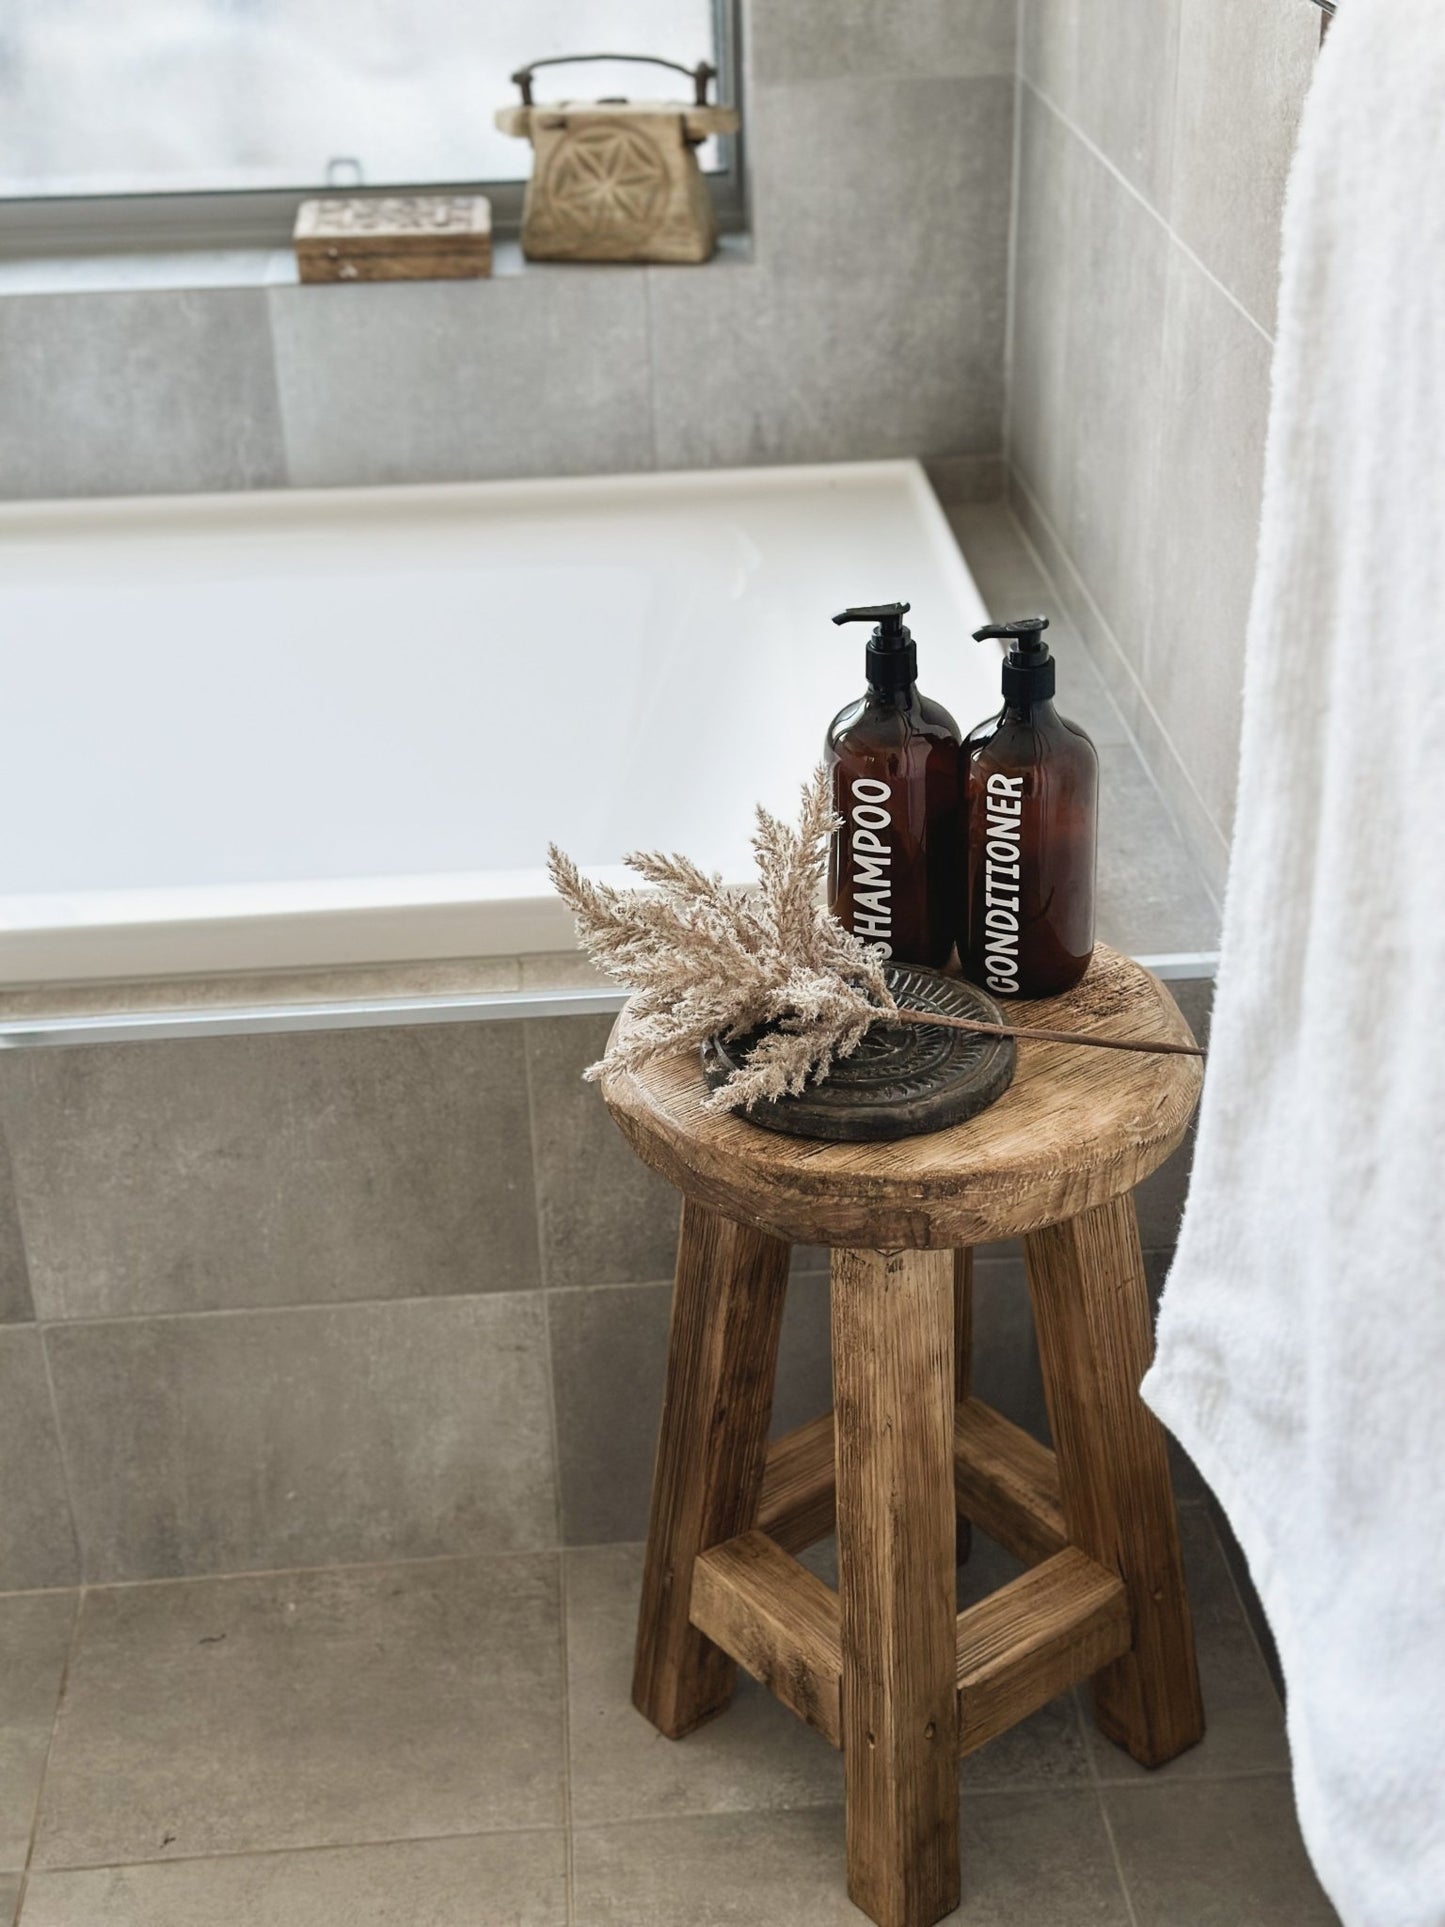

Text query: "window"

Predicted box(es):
[0, 0, 740, 251]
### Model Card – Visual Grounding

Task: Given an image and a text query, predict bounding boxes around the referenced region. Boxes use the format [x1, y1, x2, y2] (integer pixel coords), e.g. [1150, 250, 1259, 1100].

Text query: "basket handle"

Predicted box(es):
[509, 53, 716, 109]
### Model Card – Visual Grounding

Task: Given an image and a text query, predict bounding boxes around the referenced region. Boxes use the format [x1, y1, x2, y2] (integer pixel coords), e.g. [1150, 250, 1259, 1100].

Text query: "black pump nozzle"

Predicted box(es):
[835, 601, 915, 693]
[973, 614, 1055, 703]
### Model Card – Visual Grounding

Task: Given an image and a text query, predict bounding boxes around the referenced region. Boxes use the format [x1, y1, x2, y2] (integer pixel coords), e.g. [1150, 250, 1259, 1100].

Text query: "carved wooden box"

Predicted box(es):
[294, 195, 492, 284]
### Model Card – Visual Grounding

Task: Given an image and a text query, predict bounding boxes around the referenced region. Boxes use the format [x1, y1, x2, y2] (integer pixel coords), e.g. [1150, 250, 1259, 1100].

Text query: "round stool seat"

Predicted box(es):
[601, 945, 1202, 1248]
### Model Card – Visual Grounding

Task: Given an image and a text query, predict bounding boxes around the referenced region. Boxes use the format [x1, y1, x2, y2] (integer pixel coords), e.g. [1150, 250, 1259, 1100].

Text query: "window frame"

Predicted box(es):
[0, 0, 745, 258]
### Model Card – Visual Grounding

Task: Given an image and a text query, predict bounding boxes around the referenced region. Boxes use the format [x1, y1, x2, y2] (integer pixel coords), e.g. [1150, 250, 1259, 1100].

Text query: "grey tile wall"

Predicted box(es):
[0, 981, 1210, 1585]
[0, 1025, 540, 1319]
[44, 1292, 556, 1582]
[0, 290, 286, 501]
[1010, 0, 1318, 898]
[2, 0, 1014, 502]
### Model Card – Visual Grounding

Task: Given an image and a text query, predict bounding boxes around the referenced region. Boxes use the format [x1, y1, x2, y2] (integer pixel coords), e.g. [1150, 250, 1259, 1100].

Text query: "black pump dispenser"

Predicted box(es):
[974, 615, 1055, 704]
[824, 600, 961, 968]
[834, 602, 917, 695]
[961, 611, 1098, 1000]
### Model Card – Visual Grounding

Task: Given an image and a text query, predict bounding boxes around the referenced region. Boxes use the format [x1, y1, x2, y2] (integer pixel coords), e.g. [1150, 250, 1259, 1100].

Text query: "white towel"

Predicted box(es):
[1141, 4, 1445, 1922]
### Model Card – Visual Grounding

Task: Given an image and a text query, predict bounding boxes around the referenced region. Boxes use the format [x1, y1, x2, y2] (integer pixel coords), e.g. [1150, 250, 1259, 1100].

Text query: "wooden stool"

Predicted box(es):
[601, 947, 1205, 1927]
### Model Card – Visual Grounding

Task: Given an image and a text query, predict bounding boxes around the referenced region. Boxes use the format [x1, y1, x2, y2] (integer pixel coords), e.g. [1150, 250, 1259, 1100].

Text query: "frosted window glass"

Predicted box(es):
[0, 0, 719, 197]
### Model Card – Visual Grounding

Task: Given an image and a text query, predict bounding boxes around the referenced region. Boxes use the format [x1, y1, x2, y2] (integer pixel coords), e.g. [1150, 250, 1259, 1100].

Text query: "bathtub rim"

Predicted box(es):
[1, 454, 980, 988]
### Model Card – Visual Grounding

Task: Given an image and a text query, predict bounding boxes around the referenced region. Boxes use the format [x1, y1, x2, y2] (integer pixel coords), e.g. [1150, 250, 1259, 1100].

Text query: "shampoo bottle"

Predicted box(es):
[825, 602, 961, 968]
[963, 616, 1097, 998]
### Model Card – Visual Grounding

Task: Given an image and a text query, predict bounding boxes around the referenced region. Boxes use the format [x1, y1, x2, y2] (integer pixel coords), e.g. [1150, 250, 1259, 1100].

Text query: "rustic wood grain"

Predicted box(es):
[294, 194, 491, 282]
[758, 1411, 836, 1554]
[689, 1530, 843, 1746]
[1024, 1196, 1206, 1767]
[832, 1246, 960, 1927]
[953, 1251, 974, 1566]
[953, 1396, 1068, 1567]
[495, 100, 738, 265]
[955, 1548, 1130, 1756]
[602, 946, 1202, 1248]
[631, 1199, 791, 1739]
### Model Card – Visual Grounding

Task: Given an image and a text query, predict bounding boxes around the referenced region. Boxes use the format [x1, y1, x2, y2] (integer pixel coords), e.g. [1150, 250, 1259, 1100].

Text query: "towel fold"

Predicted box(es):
[1142, 4, 1445, 1922]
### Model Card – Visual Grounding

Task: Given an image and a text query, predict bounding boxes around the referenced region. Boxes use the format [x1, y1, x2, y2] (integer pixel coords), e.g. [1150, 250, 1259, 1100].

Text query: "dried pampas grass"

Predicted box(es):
[548, 768, 894, 1111]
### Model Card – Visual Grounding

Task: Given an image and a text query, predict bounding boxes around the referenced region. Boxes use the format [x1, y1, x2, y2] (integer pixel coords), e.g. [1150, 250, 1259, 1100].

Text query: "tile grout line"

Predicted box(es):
[33, 1321, 84, 1586]
[24, 1820, 570, 1881]
[999, 58, 1025, 466]
[16, 1581, 85, 1922]
[11, 1238, 1186, 1335]
[1003, 467, 1228, 913]
[1071, 1688, 1143, 1927]
[519, 1017, 576, 1925]
[1019, 74, 1275, 351]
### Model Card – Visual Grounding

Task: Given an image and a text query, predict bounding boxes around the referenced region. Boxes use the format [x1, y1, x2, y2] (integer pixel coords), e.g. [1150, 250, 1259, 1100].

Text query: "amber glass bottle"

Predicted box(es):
[825, 603, 961, 969]
[963, 616, 1097, 998]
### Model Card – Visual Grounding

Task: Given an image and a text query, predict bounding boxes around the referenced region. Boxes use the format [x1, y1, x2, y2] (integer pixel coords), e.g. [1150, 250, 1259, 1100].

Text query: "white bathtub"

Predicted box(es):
[0, 460, 998, 989]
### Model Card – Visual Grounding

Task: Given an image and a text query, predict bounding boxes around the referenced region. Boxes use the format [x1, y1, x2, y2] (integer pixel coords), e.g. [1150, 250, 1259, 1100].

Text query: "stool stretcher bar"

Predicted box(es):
[688, 1529, 1130, 1758]
[757, 1399, 1068, 1570]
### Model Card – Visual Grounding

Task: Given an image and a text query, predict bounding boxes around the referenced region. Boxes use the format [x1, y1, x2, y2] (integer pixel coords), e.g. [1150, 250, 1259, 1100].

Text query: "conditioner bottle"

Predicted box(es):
[825, 602, 961, 968]
[963, 616, 1097, 998]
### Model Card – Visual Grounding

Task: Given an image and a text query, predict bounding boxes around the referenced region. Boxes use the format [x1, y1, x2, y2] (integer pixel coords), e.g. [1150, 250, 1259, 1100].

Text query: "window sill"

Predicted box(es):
[0, 231, 754, 299]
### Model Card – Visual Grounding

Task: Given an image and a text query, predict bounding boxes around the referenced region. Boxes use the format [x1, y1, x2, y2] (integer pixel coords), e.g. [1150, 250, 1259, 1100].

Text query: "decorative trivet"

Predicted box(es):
[702, 964, 1014, 1141]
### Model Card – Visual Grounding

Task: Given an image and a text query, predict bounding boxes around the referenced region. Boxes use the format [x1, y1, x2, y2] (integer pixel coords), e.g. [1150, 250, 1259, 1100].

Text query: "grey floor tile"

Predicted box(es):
[565, 1544, 844, 1826]
[2, 1024, 540, 1320]
[0, 1133, 32, 1325]
[1087, 1507, 1286, 1784]
[956, 1536, 1091, 1792]
[0, 1332, 79, 1593]
[0, 1876, 15, 1927]
[526, 1017, 680, 1292]
[33, 1556, 565, 1870]
[0, 1592, 76, 1870]
[573, 1789, 1131, 1926]
[550, 1269, 832, 1546]
[48, 1295, 556, 1581]
[19, 1833, 569, 1927]
[1105, 1776, 1339, 1926]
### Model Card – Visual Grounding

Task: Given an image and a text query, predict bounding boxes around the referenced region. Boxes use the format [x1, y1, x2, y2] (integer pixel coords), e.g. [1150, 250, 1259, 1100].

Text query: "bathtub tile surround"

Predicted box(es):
[43, 1294, 556, 1583]
[0, 1024, 540, 1320]
[0, 290, 286, 501]
[549, 1265, 833, 1546]
[1010, 0, 1319, 897]
[31, 1556, 566, 1871]
[525, 1015, 680, 1294]
[0, 1330, 78, 1591]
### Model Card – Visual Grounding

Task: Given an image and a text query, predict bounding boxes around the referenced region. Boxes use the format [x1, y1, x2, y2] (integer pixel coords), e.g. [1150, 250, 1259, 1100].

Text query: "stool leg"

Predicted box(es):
[1024, 1195, 1205, 1768]
[953, 1249, 973, 1567]
[632, 1197, 790, 1740]
[833, 1247, 960, 1927]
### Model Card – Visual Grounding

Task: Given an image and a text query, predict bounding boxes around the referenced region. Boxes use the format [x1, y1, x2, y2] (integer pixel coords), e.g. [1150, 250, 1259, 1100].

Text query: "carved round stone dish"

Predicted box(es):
[701, 964, 1015, 1142]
